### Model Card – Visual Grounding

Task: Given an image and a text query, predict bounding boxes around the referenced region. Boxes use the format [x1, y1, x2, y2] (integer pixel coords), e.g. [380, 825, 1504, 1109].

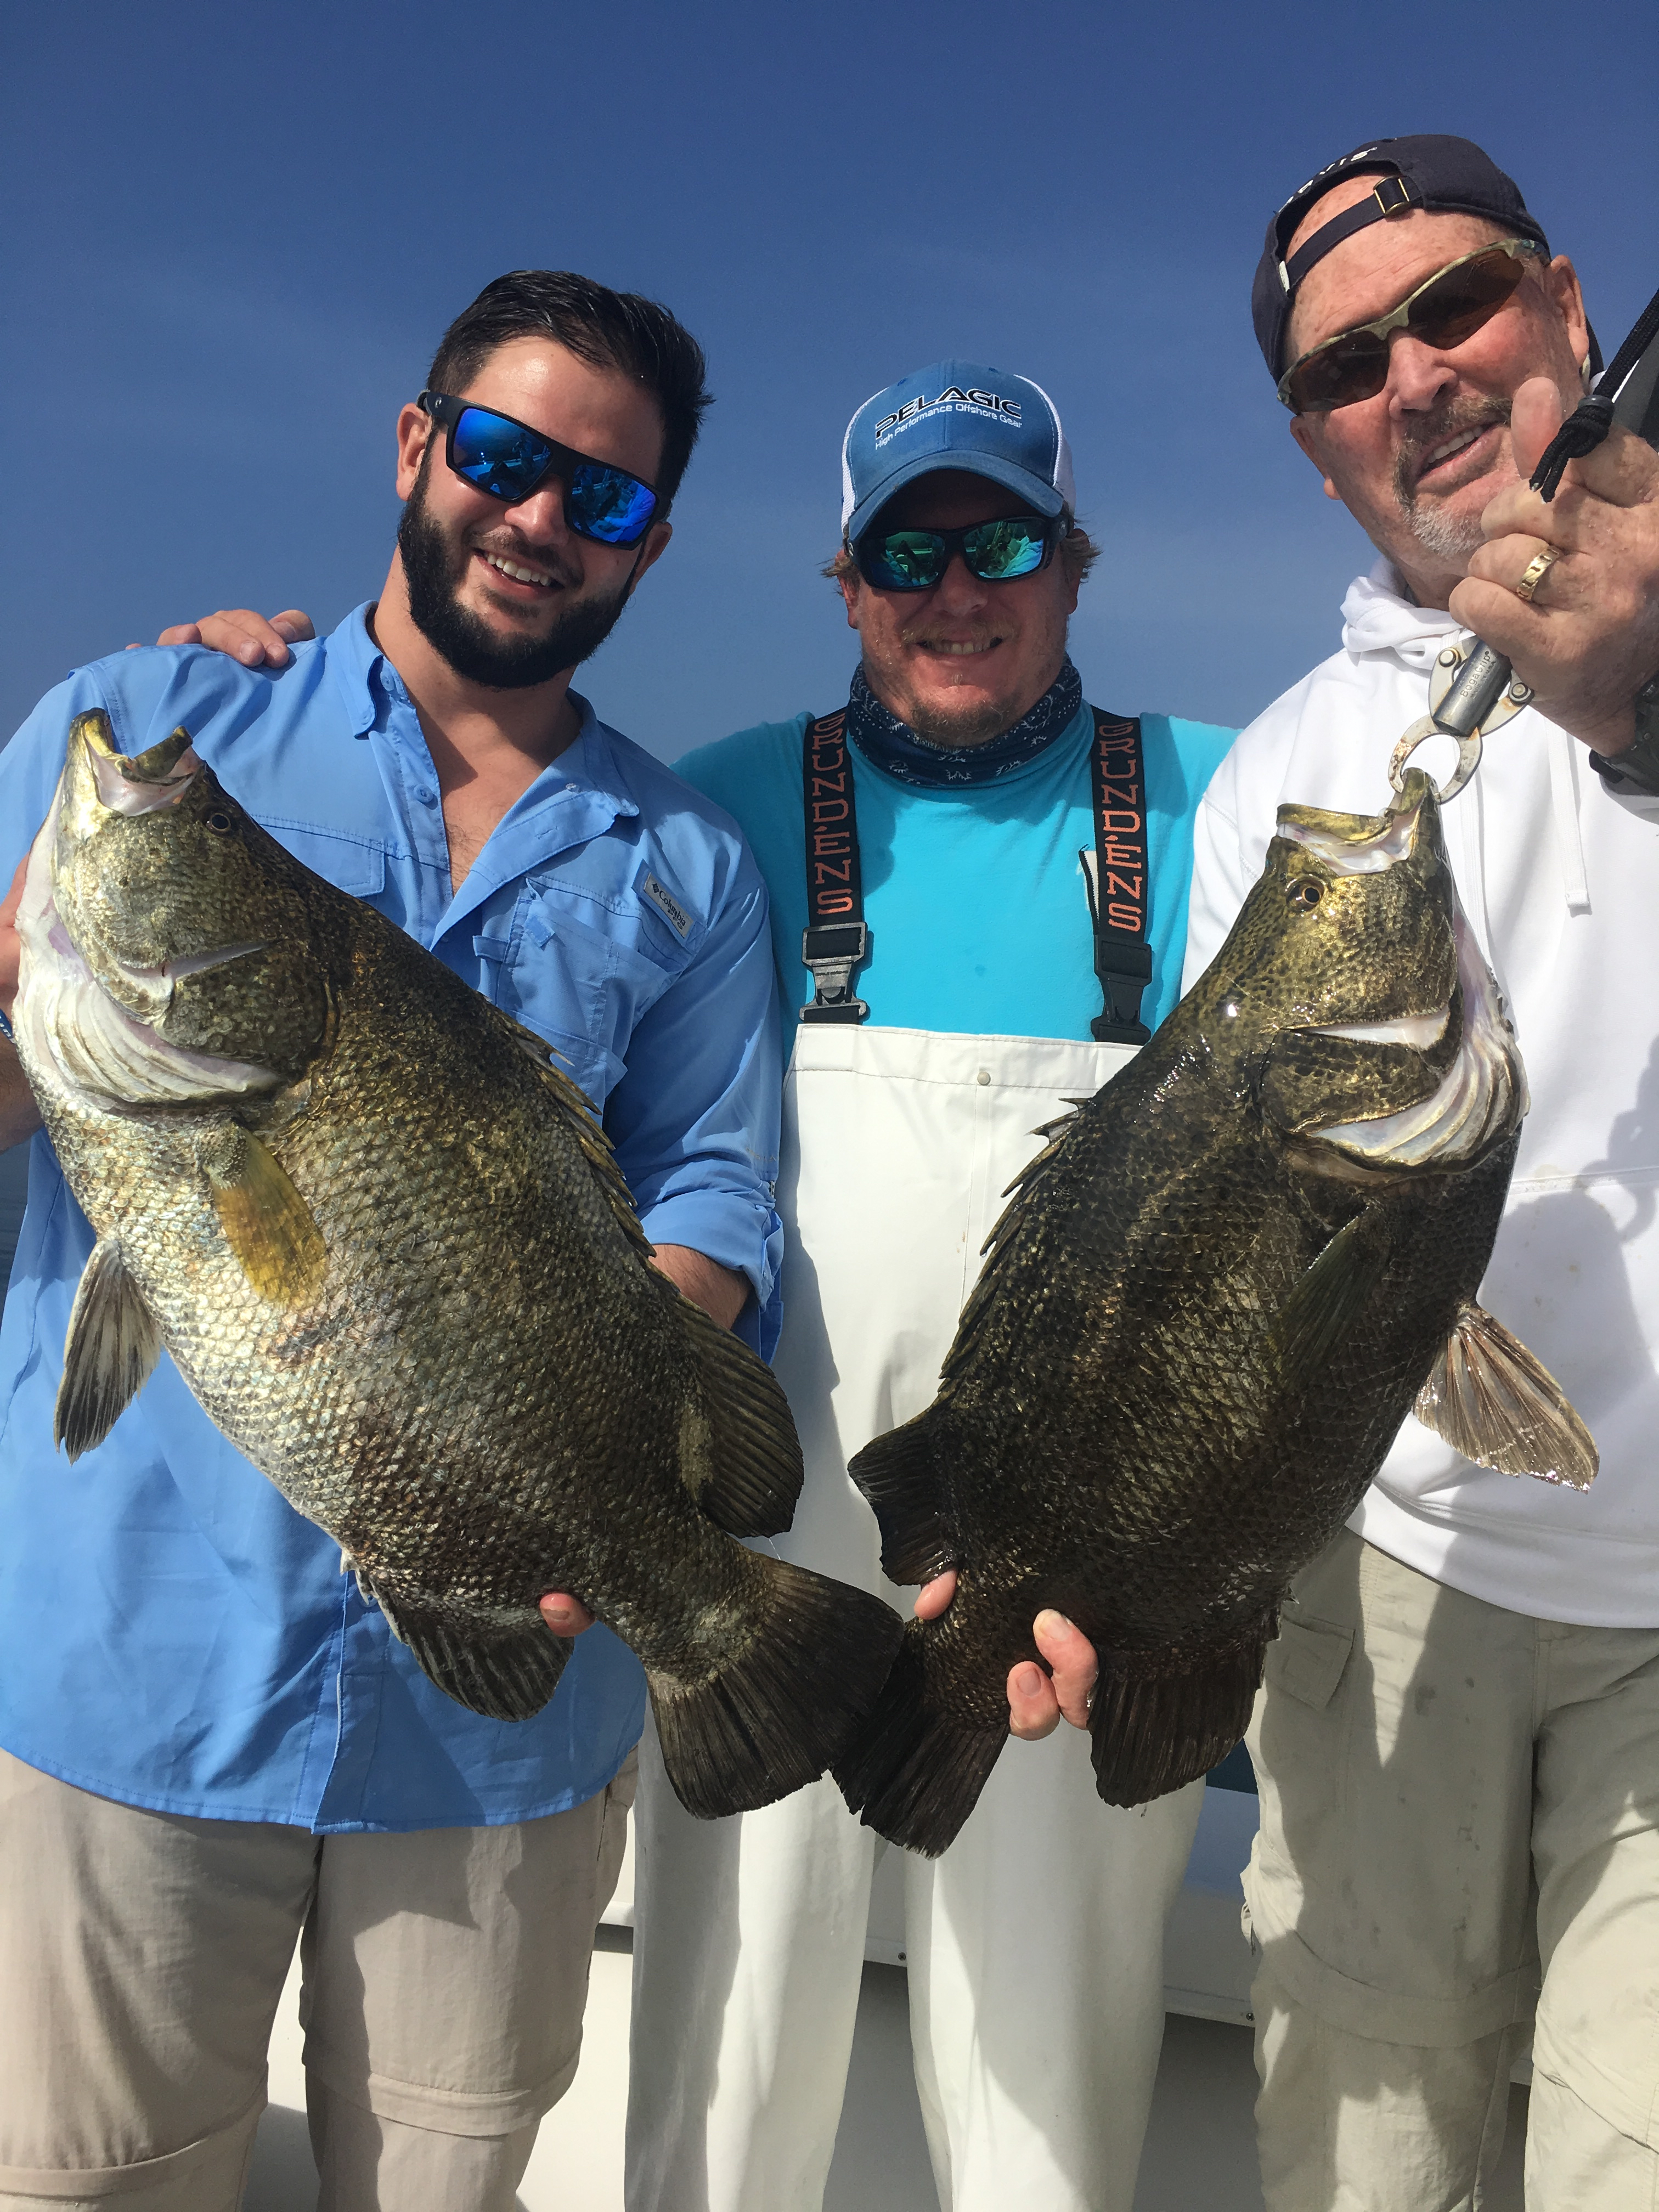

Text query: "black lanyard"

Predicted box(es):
[798, 703, 1152, 1041]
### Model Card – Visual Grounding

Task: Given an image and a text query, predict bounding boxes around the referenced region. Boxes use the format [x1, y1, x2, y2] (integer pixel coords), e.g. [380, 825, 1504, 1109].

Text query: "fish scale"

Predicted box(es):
[14, 710, 905, 1822]
[834, 769, 1595, 1855]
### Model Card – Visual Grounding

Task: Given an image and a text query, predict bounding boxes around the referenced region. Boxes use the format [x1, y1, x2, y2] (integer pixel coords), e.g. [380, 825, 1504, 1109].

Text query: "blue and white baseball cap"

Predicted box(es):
[840, 360, 1076, 546]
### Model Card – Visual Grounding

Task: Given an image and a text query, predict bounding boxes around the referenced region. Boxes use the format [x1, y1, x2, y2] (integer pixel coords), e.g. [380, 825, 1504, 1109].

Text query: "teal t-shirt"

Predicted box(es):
[677, 697, 1236, 1041]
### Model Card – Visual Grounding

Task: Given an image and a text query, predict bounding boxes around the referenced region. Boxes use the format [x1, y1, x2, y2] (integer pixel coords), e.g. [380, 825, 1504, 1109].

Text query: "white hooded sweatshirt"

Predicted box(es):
[1185, 558, 1659, 1627]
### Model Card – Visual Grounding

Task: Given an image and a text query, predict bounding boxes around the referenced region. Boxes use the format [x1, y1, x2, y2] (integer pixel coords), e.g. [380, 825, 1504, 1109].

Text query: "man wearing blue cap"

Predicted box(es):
[621, 366, 1235, 2212]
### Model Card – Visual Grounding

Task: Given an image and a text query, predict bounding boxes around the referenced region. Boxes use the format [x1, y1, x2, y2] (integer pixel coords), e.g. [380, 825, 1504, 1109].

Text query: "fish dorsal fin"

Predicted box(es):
[54, 1235, 163, 1460]
[1267, 1206, 1392, 1387]
[674, 1291, 804, 1536]
[941, 1103, 1085, 1390]
[195, 1121, 326, 1305]
[507, 1014, 798, 1531]
[1416, 1302, 1598, 1489]
[509, 1026, 653, 1261]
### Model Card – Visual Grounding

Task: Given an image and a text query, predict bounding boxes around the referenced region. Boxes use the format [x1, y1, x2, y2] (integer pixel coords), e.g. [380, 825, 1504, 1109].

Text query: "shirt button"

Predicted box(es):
[414, 786, 438, 807]
[976, 1069, 991, 1086]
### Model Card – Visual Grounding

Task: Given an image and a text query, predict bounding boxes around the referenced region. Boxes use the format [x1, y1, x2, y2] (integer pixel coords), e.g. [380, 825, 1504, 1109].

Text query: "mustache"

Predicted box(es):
[467, 527, 584, 591]
[896, 624, 1006, 652]
[1392, 397, 1511, 507]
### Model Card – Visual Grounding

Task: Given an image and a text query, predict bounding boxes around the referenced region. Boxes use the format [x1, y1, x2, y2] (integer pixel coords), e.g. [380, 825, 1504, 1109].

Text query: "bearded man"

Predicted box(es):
[0, 269, 783, 2212]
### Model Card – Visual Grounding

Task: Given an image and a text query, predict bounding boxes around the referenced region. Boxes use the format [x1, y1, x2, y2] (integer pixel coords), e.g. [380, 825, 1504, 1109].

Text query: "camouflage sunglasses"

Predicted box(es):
[1278, 238, 1545, 415]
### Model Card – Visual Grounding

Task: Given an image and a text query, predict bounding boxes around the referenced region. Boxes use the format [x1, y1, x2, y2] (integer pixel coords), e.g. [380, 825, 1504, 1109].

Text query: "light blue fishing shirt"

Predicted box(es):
[0, 607, 783, 1832]
[677, 695, 1237, 1037]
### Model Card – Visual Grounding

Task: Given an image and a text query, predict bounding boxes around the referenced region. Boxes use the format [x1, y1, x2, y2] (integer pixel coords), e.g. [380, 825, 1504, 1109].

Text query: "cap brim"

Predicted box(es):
[845, 452, 1067, 546]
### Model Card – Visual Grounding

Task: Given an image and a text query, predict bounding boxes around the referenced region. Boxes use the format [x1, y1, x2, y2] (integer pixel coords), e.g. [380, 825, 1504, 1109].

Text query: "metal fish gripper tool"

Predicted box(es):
[1388, 636, 1534, 805]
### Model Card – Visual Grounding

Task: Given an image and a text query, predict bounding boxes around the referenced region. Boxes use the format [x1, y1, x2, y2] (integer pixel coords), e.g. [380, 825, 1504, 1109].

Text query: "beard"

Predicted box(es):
[397, 463, 633, 690]
[906, 691, 1019, 747]
[895, 619, 1066, 748]
[1390, 395, 1512, 567]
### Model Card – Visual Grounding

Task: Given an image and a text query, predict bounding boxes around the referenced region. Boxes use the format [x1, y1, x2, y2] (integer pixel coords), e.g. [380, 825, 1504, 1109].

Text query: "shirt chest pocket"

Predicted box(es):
[266, 824, 390, 900]
[480, 894, 684, 1110]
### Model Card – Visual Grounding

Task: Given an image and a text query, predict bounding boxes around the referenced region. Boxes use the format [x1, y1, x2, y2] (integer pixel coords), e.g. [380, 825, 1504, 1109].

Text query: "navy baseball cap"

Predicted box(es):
[1252, 134, 1554, 381]
[840, 360, 1075, 546]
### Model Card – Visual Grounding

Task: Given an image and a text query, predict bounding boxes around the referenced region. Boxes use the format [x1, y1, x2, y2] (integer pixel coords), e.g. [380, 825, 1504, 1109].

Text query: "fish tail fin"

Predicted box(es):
[372, 1585, 569, 1723]
[832, 1622, 1006, 1857]
[648, 1556, 905, 1819]
[847, 1411, 957, 1584]
[1088, 1612, 1275, 1807]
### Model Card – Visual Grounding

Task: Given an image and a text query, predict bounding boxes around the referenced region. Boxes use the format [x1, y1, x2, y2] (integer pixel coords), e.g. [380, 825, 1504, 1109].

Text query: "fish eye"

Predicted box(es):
[204, 810, 234, 835]
[1287, 878, 1324, 912]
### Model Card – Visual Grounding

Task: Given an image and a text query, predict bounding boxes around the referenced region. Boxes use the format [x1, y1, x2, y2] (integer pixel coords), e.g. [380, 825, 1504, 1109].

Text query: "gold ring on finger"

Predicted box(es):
[1514, 545, 1560, 605]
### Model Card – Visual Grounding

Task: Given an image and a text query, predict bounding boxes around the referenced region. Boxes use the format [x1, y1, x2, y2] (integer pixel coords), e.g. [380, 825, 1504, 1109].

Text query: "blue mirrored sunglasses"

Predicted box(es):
[854, 514, 1059, 592]
[417, 392, 659, 547]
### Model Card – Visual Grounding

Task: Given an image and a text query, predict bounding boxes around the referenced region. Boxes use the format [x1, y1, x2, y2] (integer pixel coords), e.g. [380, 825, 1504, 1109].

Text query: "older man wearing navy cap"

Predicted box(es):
[1043, 134, 1659, 2208]
[620, 366, 1234, 2212]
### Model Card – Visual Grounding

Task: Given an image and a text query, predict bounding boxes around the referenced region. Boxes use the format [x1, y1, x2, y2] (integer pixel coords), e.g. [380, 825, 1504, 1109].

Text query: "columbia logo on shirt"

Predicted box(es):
[640, 871, 693, 939]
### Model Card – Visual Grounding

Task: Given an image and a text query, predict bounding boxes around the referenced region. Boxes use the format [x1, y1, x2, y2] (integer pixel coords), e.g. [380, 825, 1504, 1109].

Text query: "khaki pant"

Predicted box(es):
[0, 1745, 635, 2210]
[1246, 1529, 1659, 2210]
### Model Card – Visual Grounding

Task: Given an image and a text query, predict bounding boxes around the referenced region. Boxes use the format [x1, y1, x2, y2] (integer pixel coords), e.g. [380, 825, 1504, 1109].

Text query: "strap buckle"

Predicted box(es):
[800, 922, 870, 1024]
[1090, 941, 1152, 1046]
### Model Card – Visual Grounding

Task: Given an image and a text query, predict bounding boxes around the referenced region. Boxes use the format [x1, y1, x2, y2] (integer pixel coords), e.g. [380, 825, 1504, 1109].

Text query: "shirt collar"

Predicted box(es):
[323, 602, 640, 827]
[324, 603, 387, 737]
[846, 657, 1085, 787]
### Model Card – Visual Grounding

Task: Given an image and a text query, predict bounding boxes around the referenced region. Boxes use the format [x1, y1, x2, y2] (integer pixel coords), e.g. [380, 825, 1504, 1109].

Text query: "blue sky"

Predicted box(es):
[1, 1, 1652, 763]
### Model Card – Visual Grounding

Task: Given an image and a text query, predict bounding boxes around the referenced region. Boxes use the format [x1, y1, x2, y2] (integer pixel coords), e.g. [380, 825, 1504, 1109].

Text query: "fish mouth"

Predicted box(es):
[15, 789, 283, 1109]
[87, 739, 202, 814]
[1277, 781, 1427, 874]
[66, 712, 204, 824]
[1309, 911, 1525, 1169]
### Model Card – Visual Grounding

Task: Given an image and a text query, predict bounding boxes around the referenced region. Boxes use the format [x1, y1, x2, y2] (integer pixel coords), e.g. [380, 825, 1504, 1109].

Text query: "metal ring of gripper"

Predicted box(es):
[1387, 635, 1534, 806]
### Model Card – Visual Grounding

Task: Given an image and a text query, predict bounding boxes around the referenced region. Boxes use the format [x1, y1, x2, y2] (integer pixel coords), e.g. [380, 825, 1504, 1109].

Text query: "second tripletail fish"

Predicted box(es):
[12, 712, 906, 1821]
[834, 770, 1594, 1855]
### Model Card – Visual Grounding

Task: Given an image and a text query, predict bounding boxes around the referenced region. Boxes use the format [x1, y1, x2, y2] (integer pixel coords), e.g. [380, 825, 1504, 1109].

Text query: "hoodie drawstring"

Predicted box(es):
[1547, 725, 1592, 915]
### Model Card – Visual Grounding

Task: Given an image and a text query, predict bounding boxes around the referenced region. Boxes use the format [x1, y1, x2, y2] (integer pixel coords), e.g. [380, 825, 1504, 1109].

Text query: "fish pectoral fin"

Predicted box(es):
[1415, 1303, 1598, 1490]
[54, 1236, 163, 1460]
[195, 1121, 326, 1306]
[370, 1581, 569, 1722]
[675, 1292, 804, 1536]
[1266, 1207, 1392, 1387]
[847, 1411, 957, 1585]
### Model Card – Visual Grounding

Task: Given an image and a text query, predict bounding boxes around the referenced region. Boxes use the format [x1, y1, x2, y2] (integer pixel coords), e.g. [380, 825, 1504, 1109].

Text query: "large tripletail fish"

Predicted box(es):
[835, 770, 1594, 1855]
[13, 712, 905, 1819]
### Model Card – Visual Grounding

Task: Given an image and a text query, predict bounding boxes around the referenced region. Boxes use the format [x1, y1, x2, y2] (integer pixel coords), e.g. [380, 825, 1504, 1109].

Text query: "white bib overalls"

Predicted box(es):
[625, 1020, 1204, 2212]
